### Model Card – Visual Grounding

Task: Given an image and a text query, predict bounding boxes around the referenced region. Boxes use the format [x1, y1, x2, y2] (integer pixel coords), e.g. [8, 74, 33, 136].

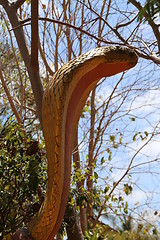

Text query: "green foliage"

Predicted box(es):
[137, 0, 160, 22]
[0, 122, 47, 237]
[84, 223, 118, 240]
[84, 214, 159, 239]
[123, 184, 133, 196]
[133, 131, 148, 142]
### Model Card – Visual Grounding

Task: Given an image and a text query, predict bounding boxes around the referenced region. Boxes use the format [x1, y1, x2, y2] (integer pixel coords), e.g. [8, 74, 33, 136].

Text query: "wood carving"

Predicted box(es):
[13, 46, 138, 240]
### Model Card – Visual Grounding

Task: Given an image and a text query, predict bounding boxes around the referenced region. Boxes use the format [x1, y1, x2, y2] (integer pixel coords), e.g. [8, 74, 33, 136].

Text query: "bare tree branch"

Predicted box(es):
[31, 0, 39, 71]
[0, 64, 23, 125]
[38, 38, 54, 76]
[93, 132, 154, 227]
[78, 0, 128, 44]
[115, 14, 138, 29]
[10, 5, 160, 65]
[129, 0, 160, 54]
[87, 88, 96, 221]
[15, 18, 120, 45]
[1, 10, 25, 117]
[12, 0, 26, 10]
[79, 0, 160, 64]
[73, 131, 87, 235]
[3, 3, 44, 126]
[0, 0, 8, 7]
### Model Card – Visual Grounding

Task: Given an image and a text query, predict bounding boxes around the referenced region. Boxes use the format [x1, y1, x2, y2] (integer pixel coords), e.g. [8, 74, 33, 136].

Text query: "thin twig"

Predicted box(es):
[129, 0, 160, 54]
[116, 14, 138, 29]
[93, 132, 154, 227]
[11, 17, 121, 45]
[31, 0, 39, 71]
[38, 38, 54, 76]
[0, 64, 23, 125]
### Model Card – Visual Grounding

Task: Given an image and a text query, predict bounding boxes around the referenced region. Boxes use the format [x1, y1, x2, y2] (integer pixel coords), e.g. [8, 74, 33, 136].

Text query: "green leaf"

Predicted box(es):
[153, 227, 157, 235]
[101, 157, 105, 165]
[94, 171, 98, 180]
[110, 135, 115, 142]
[108, 153, 112, 161]
[119, 196, 123, 202]
[119, 133, 122, 144]
[104, 186, 109, 193]
[84, 105, 89, 112]
[124, 207, 128, 214]
[144, 131, 148, 137]
[130, 117, 135, 121]
[133, 133, 138, 142]
[19, 131, 25, 138]
[111, 195, 117, 202]
[123, 184, 133, 195]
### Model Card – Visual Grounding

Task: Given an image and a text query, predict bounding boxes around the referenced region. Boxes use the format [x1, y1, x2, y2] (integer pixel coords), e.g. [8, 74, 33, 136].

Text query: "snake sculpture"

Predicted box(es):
[12, 46, 138, 240]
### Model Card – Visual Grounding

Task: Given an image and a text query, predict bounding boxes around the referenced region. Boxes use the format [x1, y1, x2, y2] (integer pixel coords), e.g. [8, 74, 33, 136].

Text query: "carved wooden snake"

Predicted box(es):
[17, 46, 138, 239]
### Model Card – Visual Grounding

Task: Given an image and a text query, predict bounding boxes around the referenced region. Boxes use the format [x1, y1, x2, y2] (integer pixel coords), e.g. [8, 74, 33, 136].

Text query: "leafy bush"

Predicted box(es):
[0, 122, 47, 237]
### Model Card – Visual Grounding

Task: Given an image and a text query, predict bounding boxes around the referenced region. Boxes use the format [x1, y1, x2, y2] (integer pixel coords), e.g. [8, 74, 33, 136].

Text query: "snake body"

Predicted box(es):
[27, 46, 138, 239]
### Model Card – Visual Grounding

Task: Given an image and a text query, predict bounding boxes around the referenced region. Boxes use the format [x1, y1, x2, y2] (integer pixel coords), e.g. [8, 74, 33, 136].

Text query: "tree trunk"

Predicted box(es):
[3, 2, 44, 126]
[87, 88, 96, 221]
[73, 131, 88, 234]
[65, 203, 84, 240]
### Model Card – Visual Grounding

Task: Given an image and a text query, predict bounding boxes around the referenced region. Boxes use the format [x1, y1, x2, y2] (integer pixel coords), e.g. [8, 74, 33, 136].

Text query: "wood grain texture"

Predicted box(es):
[28, 46, 138, 239]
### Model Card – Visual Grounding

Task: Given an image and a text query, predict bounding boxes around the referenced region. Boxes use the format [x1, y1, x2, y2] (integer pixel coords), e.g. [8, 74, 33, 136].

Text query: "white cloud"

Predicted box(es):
[128, 190, 151, 205]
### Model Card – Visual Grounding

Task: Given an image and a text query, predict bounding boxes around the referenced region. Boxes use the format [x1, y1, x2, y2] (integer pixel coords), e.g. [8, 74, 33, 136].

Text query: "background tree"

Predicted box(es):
[0, 0, 160, 239]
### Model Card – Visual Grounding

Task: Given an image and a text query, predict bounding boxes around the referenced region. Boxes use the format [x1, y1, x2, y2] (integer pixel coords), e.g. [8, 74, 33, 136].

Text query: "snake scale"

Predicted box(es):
[16, 46, 138, 239]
